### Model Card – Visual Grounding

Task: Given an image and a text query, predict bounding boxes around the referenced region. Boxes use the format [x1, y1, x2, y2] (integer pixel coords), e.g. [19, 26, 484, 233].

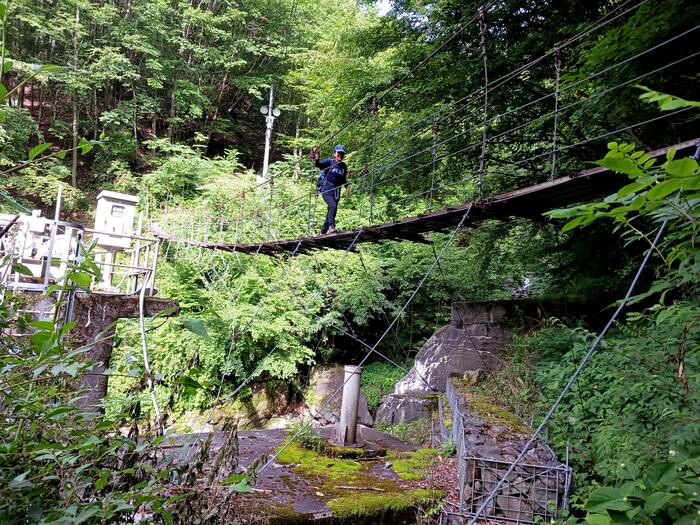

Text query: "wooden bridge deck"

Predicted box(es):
[151, 139, 697, 256]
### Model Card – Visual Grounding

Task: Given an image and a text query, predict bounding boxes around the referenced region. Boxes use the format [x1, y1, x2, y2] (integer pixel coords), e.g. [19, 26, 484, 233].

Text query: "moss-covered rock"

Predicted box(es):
[327, 489, 444, 520]
[387, 448, 440, 480]
[274, 438, 445, 522]
[276, 442, 362, 476]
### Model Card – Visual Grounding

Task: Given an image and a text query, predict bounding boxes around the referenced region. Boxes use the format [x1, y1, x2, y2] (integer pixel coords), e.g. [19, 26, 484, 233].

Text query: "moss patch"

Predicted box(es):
[440, 394, 453, 431]
[275, 438, 445, 521]
[320, 440, 386, 459]
[451, 377, 530, 438]
[276, 442, 362, 477]
[465, 397, 530, 437]
[388, 448, 440, 480]
[327, 489, 444, 520]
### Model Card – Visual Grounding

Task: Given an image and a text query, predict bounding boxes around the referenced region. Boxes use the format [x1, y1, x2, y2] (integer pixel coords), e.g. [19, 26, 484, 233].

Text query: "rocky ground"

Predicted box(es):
[163, 426, 447, 524]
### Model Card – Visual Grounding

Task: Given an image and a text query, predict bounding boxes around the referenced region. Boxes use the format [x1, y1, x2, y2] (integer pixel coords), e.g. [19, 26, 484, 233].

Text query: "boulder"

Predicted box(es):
[306, 364, 373, 427]
[394, 325, 502, 395]
[375, 394, 436, 425]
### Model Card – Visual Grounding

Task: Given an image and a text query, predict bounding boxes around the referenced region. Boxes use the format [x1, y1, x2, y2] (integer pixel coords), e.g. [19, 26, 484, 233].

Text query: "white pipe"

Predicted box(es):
[337, 365, 363, 445]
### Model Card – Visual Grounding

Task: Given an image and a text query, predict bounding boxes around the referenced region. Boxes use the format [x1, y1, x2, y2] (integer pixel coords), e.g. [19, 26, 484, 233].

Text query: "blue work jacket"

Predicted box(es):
[315, 158, 348, 193]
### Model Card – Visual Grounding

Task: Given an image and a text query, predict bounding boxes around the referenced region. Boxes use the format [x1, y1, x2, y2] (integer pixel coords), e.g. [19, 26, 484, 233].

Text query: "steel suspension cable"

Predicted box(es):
[362, 48, 699, 204]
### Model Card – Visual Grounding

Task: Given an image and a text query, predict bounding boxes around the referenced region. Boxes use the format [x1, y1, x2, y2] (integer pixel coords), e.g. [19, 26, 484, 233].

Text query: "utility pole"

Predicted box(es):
[259, 87, 281, 183]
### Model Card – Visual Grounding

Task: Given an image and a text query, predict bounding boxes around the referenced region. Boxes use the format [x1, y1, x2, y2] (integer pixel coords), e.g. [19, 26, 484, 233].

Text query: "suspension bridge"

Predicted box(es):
[151, 138, 697, 255]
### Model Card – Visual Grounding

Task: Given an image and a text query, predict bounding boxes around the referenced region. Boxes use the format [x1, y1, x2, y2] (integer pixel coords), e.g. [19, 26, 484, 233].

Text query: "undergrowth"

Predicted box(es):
[361, 361, 407, 411]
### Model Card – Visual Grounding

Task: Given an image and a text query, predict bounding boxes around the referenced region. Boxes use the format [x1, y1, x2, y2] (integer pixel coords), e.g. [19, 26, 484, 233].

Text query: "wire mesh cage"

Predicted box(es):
[461, 456, 571, 524]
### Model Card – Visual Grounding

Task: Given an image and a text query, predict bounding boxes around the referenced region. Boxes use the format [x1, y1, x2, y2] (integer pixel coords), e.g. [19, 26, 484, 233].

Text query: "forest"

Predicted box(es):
[0, 0, 699, 523]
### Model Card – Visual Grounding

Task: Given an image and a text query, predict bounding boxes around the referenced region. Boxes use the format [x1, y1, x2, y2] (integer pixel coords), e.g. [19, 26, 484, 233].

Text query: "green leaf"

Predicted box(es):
[55, 149, 67, 160]
[2, 59, 12, 74]
[182, 318, 209, 339]
[38, 64, 62, 73]
[647, 179, 684, 201]
[595, 157, 645, 179]
[174, 375, 203, 390]
[78, 137, 93, 155]
[586, 487, 633, 512]
[28, 142, 52, 160]
[221, 473, 249, 485]
[29, 320, 54, 330]
[643, 492, 674, 514]
[9, 471, 35, 489]
[585, 514, 612, 525]
[665, 158, 698, 178]
[69, 271, 93, 289]
[12, 263, 34, 276]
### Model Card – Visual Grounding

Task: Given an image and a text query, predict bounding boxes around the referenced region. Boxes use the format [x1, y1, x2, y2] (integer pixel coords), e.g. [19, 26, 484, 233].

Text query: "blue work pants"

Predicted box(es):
[320, 187, 340, 233]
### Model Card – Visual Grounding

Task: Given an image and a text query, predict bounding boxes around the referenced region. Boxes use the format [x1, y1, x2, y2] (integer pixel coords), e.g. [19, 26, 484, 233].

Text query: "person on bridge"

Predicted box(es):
[310, 144, 348, 235]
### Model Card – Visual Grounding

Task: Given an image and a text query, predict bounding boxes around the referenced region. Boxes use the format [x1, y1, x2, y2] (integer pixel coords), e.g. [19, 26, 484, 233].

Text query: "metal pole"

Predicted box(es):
[551, 43, 562, 180]
[429, 118, 440, 211]
[369, 96, 378, 224]
[477, 5, 489, 198]
[261, 86, 275, 181]
[337, 365, 363, 445]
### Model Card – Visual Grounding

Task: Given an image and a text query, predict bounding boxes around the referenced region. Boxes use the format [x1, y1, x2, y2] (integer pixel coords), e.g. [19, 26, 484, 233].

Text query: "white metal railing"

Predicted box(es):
[1, 212, 159, 299]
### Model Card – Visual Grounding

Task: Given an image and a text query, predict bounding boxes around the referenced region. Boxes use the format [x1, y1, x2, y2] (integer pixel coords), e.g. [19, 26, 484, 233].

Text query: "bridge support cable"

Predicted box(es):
[467, 220, 669, 525]
[477, 4, 489, 198]
[299, 247, 436, 392]
[369, 46, 700, 204]
[369, 96, 379, 224]
[232, 5, 685, 240]
[255, 205, 474, 478]
[182, 240, 286, 462]
[550, 44, 562, 180]
[429, 118, 440, 211]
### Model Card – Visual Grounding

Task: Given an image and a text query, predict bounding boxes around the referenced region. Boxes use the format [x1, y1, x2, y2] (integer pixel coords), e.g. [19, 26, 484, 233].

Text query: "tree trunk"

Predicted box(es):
[206, 70, 228, 154]
[94, 88, 99, 138]
[167, 89, 175, 139]
[132, 87, 138, 142]
[38, 85, 44, 123]
[29, 81, 35, 112]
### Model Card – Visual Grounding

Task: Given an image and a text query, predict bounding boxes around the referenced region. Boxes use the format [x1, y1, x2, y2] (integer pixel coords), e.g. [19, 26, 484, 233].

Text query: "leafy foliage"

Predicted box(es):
[361, 361, 406, 410]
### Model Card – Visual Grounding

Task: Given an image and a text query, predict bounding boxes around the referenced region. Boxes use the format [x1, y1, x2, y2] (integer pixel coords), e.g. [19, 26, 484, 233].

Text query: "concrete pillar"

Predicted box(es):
[337, 365, 363, 445]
